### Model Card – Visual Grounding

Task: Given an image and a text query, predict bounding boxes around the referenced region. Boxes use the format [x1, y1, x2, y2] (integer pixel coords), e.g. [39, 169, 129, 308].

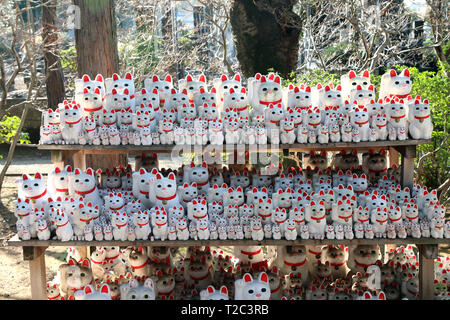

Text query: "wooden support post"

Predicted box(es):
[73, 150, 86, 170]
[418, 244, 438, 300]
[23, 246, 48, 300]
[388, 147, 399, 167]
[400, 145, 416, 190]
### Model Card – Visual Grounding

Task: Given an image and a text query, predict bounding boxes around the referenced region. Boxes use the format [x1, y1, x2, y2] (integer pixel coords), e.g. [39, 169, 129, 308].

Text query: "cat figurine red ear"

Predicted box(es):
[234, 272, 270, 300]
[200, 285, 229, 300]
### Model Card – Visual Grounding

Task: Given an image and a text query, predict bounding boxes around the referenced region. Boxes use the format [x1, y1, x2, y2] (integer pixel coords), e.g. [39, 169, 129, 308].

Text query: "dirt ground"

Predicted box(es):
[0, 146, 448, 300]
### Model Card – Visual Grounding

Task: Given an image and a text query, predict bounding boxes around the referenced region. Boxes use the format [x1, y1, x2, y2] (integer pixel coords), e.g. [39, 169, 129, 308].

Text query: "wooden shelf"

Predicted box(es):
[7, 234, 450, 247]
[37, 139, 432, 154]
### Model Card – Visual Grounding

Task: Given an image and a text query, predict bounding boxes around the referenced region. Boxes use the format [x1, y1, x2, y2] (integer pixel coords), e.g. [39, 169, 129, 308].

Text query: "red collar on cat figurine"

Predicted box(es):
[156, 193, 176, 201]
[65, 118, 82, 125]
[48, 293, 61, 300]
[271, 283, 281, 294]
[84, 106, 103, 112]
[159, 288, 175, 296]
[389, 93, 409, 99]
[75, 186, 97, 195]
[355, 260, 372, 268]
[240, 248, 262, 256]
[196, 179, 209, 187]
[283, 258, 306, 267]
[110, 203, 125, 211]
[25, 188, 47, 200]
[330, 261, 346, 267]
[190, 272, 210, 281]
[132, 258, 150, 270]
[260, 99, 282, 106]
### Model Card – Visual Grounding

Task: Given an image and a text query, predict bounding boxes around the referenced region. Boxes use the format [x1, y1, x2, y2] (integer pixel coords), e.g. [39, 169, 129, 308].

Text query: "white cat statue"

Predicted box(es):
[68, 168, 103, 210]
[112, 212, 128, 241]
[305, 200, 327, 239]
[379, 69, 412, 100]
[151, 209, 168, 241]
[280, 117, 296, 144]
[349, 106, 370, 141]
[408, 98, 433, 139]
[54, 210, 74, 241]
[17, 173, 50, 210]
[61, 103, 82, 144]
[340, 70, 371, 99]
[234, 272, 271, 300]
[75, 284, 111, 300]
[251, 74, 283, 121]
[149, 172, 181, 210]
[133, 210, 151, 240]
[144, 75, 173, 110]
[40, 125, 53, 144]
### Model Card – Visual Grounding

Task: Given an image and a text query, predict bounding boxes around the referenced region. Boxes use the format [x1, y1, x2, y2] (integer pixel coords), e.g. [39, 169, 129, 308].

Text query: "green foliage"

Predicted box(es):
[0, 115, 31, 146]
[60, 46, 77, 71]
[119, 32, 160, 82]
[282, 69, 341, 88]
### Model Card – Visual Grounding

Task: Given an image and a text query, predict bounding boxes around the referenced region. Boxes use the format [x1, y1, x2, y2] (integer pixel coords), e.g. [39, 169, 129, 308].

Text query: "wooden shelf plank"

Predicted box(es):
[7, 234, 449, 247]
[37, 139, 432, 154]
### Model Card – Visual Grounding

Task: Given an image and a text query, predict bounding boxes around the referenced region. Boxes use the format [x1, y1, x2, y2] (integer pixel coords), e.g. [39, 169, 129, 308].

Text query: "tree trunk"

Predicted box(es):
[73, 0, 124, 171]
[73, 0, 119, 78]
[230, 0, 302, 78]
[42, 0, 65, 107]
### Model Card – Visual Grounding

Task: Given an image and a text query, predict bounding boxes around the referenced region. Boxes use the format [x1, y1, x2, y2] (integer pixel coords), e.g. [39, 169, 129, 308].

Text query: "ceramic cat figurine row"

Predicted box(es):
[46, 243, 443, 300]
[41, 68, 432, 145]
[15, 159, 446, 242]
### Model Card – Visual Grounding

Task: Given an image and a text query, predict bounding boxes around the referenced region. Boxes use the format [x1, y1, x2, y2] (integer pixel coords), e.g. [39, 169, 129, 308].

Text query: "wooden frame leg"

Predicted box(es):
[73, 150, 86, 170]
[399, 145, 416, 189]
[418, 244, 438, 300]
[388, 147, 399, 167]
[23, 246, 48, 300]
